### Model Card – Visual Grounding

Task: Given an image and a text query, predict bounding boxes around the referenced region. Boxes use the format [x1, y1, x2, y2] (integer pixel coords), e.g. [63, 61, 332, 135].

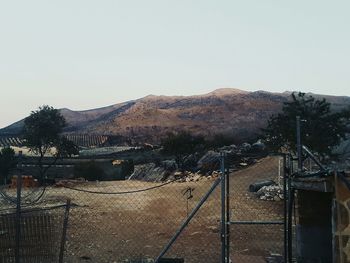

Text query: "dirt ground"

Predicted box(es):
[0, 156, 284, 263]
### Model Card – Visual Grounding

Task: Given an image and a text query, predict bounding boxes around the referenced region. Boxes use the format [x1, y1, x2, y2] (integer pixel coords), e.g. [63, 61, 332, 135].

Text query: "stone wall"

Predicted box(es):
[334, 174, 350, 263]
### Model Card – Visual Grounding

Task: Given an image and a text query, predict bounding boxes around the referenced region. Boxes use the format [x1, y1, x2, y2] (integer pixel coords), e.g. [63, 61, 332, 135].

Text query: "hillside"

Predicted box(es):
[1, 89, 350, 143]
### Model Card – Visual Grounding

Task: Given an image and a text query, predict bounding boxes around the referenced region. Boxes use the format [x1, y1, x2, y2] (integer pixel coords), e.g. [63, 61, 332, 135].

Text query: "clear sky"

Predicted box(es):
[0, 0, 349, 128]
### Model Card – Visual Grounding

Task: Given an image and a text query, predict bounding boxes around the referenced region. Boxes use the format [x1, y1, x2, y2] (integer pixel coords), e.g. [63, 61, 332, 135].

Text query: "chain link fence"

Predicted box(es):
[0, 199, 69, 263]
[228, 155, 286, 262]
[0, 153, 289, 263]
[0, 170, 222, 262]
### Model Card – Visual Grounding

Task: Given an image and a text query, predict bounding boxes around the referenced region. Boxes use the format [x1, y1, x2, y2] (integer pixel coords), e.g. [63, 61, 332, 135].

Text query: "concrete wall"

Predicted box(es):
[11, 159, 134, 182]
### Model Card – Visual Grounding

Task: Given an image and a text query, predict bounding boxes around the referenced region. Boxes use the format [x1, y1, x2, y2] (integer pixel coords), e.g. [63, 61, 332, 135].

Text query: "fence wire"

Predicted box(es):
[228, 155, 285, 263]
[0, 205, 68, 263]
[0, 154, 289, 263]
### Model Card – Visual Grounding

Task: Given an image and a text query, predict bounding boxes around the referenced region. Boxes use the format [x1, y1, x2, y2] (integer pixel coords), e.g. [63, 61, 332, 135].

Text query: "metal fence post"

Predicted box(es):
[283, 154, 288, 263]
[296, 116, 302, 171]
[15, 151, 23, 263]
[287, 154, 294, 263]
[225, 166, 230, 263]
[220, 153, 226, 263]
[59, 199, 71, 263]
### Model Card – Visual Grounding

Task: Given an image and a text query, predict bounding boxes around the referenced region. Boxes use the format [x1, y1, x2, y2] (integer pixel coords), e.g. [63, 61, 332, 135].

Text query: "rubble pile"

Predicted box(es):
[129, 140, 267, 182]
[256, 185, 284, 201]
[128, 163, 168, 182]
[172, 171, 220, 183]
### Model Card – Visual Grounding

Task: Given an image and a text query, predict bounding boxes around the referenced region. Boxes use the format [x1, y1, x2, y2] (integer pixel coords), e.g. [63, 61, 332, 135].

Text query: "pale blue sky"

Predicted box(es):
[0, 0, 349, 128]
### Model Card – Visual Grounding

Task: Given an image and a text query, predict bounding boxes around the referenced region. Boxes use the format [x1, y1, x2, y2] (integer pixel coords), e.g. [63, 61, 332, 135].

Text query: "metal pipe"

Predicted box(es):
[228, 221, 284, 225]
[59, 199, 71, 263]
[15, 151, 23, 263]
[288, 176, 295, 263]
[302, 145, 326, 171]
[287, 153, 292, 263]
[220, 153, 226, 263]
[225, 168, 230, 263]
[155, 177, 222, 262]
[296, 116, 302, 171]
[283, 154, 288, 263]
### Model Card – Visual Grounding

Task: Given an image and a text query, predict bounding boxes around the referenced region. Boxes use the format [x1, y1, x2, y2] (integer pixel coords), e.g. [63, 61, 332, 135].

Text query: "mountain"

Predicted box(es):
[1, 88, 350, 143]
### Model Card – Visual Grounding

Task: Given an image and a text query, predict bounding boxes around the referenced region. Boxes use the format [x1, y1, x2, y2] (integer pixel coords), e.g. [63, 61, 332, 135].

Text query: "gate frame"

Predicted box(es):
[226, 153, 290, 263]
[155, 153, 292, 263]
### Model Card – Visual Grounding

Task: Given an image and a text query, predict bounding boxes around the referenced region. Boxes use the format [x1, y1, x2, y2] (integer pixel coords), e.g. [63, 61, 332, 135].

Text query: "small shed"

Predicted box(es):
[292, 172, 350, 262]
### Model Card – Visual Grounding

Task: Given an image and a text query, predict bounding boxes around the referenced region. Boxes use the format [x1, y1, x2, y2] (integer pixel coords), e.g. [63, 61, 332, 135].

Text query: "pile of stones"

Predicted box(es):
[172, 171, 220, 183]
[256, 185, 284, 201]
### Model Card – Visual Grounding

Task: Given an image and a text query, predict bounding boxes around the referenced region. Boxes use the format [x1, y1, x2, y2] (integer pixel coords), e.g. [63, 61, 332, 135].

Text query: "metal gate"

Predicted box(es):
[223, 154, 291, 263]
[155, 153, 293, 263]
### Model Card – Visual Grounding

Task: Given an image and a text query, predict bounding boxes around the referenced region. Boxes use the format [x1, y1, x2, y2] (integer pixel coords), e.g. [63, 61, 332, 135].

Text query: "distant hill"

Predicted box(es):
[1, 88, 350, 144]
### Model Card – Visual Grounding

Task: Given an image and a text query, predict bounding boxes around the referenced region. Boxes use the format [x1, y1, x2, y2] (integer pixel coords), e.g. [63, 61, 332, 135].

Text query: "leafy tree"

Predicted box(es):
[263, 92, 350, 156]
[161, 131, 205, 169]
[23, 105, 79, 181]
[56, 137, 79, 158]
[0, 147, 17, 184]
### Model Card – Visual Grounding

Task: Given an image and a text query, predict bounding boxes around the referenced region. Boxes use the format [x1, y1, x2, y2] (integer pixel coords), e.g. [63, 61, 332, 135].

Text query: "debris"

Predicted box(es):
[249, 180, 276, 192]
[256, 185, 284, 201]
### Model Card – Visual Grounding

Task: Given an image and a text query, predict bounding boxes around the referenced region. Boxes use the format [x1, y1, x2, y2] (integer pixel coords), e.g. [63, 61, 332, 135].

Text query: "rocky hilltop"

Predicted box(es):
[1, 88, 350, 143]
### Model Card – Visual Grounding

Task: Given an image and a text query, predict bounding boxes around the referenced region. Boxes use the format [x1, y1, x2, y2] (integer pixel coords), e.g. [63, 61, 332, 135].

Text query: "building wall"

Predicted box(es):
[334, 174, 350, 263]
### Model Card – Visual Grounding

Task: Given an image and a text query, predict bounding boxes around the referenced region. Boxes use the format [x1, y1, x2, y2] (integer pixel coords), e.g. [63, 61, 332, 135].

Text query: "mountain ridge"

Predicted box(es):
[1, 88, 350, 143]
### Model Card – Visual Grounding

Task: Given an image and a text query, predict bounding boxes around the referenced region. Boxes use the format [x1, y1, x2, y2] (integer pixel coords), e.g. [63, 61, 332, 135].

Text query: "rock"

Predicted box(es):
[192, 174, 201, 182]
[219, 144, 237, 153]
[182, 154, 200, 171]
[197, 151, 221, 173]
[256, 185, 284, 202]
[207, 225, 220, 233]
[249, 180, 276, 192]
[143, 143, 155, 150]
[184, 171, 192, 176]
[251, 140, 266, 152]
[162, 160, 178, 171]
[129, 163, 168, 182]
[240, 143, 252, 152]
[273, 196, 281, 201]
[190, 231, 202, 236]
[174, 171, 183, 177]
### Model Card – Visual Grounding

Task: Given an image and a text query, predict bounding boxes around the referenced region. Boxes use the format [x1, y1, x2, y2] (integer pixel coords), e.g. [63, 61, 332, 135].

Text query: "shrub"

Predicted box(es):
[0, 147, 17, 185]
[206, 134, 238, 148]
[161, 131, 205, 171]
